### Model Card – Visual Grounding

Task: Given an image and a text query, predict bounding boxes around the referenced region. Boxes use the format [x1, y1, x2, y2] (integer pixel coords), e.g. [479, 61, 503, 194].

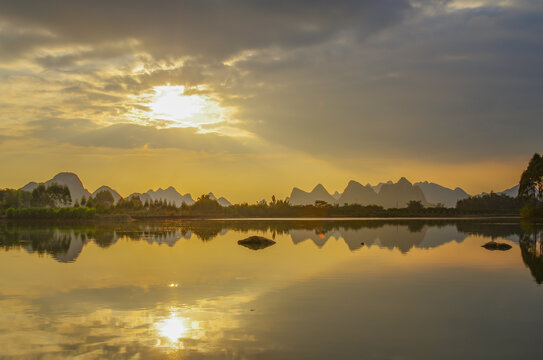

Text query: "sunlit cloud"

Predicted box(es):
[139, 85, 228, 129]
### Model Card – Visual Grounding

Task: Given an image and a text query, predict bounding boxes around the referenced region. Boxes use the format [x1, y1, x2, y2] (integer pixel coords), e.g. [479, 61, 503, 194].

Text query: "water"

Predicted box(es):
[0, 219, 542, 359]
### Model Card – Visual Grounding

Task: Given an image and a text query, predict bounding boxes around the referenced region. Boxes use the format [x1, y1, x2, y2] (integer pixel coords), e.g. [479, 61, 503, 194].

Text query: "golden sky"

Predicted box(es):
[0, 0, 541, 202]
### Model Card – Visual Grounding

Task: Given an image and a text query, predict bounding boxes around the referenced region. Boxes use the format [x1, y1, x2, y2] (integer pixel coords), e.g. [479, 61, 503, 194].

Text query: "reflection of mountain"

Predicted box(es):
[0, 228, 88, 263]
[290, 225, 429, 253]
[2, 220, 539, 263]
[290, 229, 338, 248]
[0, 225, 195, 262]
[418, 225, 468, 249]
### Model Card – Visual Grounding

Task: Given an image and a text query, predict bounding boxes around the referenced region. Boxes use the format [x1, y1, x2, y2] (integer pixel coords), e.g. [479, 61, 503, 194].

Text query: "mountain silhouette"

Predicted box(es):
[286, 184, 337, 205]
[287, 178, 429, 208]
[208, 192, 232, 207]
[92, 185, 123, 204]
[338, 180, 379, 205]
[414, 181, 470, 208]
[378, 177, 428, 208]
[146, 186, 195, 206]
[474, 184, 521, 198]
[21, 172, 91, 204]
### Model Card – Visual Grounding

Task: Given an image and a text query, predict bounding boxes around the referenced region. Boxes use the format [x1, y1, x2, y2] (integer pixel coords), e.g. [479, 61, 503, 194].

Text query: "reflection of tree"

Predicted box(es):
[456, 221, 522, 239]
[519, 229, 543, 284]
[92, 230, 116, 248]
[3, 220, 542, 266]
[0, 224, 89, 262]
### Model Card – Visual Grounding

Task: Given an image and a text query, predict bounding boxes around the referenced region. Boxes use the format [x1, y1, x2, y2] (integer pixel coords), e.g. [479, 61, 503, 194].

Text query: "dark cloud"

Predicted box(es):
[229, 2, 543, 161]
[0, 0, 411, 60]
[1, 0, 542, 164]
[26, 118, 248, 152]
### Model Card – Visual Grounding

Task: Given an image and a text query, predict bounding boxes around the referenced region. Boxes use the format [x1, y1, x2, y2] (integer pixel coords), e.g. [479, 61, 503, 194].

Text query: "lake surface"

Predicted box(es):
[1, 219, 542, 359]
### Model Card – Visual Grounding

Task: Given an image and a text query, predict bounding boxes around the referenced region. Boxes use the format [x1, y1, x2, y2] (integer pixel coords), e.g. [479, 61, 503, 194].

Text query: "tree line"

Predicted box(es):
[1, 152, 542, 219]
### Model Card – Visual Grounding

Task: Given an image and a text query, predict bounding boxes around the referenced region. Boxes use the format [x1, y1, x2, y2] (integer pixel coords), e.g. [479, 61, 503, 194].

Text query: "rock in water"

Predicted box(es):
[238, 236, 276, 250]
[482, 241, 512, 251]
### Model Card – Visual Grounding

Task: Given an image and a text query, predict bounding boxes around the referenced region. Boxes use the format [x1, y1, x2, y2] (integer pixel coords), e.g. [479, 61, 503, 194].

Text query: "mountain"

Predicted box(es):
[499, 184, 519, 198]
[21, 181, 39, 192]
[332, 191, 342, 200]
[286, 184, 337, 205]
[21, 172, 91, 204]
[474, 184, 521, 198]
[414, 181, 470, 208]
[338, 180, 379, 205]
[92, 186, 122, 204]
[208, 192, 232, 207]
[127, 192, 152, 204]
[371, 181, 393, 193]
[378, 177, 429, 208]
[287, 179, 437, 208]
[146, 186, 194, 206]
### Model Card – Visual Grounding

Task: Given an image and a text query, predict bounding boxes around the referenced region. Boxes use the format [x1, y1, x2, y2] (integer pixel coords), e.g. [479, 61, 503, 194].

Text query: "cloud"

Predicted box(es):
[0, 0, 542, 169]
[0, 134, 12, 144]
[0, 0, 412, 60]
[226, 0, 543, 161]
[25, 118, 248, 153]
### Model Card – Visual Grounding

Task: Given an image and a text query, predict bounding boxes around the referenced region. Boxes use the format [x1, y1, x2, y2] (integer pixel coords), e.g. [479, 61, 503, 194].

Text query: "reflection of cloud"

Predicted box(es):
[156, 312, 191, 344]
[0, 291, 254, 358]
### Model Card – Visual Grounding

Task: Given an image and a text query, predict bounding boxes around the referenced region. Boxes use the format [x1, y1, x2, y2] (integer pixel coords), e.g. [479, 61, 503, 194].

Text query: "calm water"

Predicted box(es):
[1, 219, 542, 359]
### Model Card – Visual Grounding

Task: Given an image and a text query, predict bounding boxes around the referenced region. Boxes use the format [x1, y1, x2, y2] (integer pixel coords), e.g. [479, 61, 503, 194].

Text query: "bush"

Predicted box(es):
[521, 205, 543, 219]
[3, 207, 96, 219]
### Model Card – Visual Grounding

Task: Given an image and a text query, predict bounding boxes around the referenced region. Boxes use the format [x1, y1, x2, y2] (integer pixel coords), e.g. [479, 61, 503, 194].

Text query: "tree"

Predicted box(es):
[31, 184, 71, 208]
[315, 200, 329, 208]
[407, 200, 424, 210]
[0, 189, 32, 210]
[192, 194, 222, 214]
[46, 184, 72, 207]
[519, 153, 543, 202]
[93, 190, 115, 209]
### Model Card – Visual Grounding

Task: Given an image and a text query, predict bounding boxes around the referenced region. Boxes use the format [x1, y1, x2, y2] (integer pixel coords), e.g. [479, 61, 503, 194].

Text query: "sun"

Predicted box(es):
[146, 85, 226, 128]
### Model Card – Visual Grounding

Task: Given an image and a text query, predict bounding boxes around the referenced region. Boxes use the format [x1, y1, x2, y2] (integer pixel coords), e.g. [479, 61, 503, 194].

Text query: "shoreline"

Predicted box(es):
[0, 214, 527, 223]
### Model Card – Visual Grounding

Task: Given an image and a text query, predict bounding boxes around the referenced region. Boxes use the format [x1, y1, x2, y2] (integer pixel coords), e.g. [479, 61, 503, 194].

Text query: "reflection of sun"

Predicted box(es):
[156, 313, 189, 342]
[147, 85, 226, 128]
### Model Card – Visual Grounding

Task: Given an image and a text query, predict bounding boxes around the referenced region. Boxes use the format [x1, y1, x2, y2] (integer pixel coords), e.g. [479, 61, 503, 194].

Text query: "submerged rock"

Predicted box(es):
[482, 241, 512, 251]
[238, 236, 276, 250]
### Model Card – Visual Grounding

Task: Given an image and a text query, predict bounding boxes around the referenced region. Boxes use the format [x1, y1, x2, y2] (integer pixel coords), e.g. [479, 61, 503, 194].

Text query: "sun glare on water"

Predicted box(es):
[156, 313, 189, 343]
[145, 85, 227, 128]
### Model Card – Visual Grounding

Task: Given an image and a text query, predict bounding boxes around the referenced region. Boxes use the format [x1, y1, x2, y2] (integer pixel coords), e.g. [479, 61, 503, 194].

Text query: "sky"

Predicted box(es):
[0, 0, 542, 202]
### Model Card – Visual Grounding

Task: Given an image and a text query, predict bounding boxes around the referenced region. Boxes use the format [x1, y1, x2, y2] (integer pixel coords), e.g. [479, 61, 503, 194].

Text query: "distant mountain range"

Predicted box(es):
[475, 184, 520, 198]
[22, 172, 92, 205]
[18, 172, 519, 209]
[286, 178, 519, 208]
[20, 172, 231, 207]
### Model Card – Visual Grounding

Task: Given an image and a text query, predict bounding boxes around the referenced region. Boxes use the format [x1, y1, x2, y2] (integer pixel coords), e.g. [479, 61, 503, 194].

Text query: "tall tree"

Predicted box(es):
[31, 184, 71, 208]
[519, 153, 543, 201]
